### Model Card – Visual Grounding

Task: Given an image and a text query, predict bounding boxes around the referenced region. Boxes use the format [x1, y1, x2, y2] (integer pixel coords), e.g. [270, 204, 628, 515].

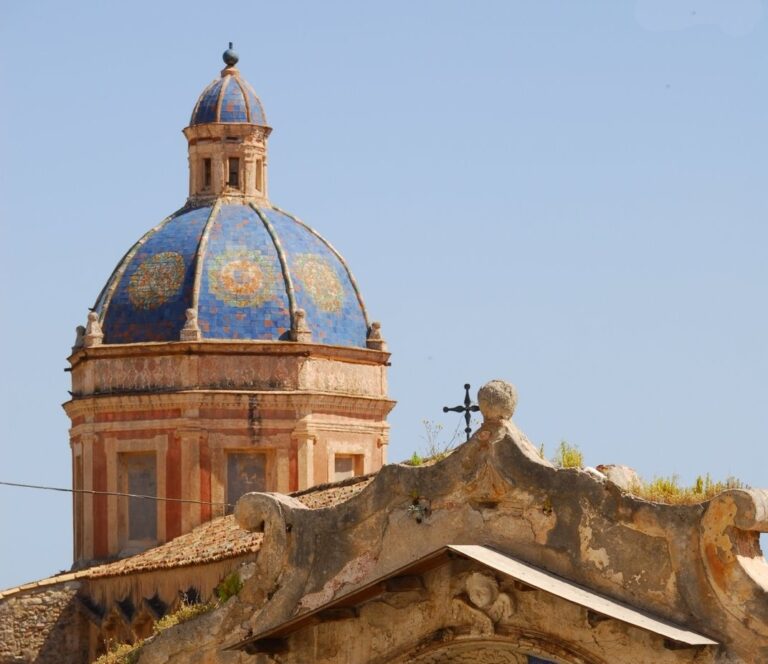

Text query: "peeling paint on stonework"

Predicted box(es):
[298, 550, 378, 612]
[578, 509, 624, 586]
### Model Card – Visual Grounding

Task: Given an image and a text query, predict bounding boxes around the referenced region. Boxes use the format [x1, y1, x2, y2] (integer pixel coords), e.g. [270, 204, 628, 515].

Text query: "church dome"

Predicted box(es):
[94, 204, 369, 347]
[88, 47, 375, 350]
[189, 44, 267, 126]
[190, 73, 266, 126]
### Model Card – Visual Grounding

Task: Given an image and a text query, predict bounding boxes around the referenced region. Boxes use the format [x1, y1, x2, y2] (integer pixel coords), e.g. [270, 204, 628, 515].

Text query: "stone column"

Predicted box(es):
[295, 436, 315, 491]
[179, 428, 202, 533]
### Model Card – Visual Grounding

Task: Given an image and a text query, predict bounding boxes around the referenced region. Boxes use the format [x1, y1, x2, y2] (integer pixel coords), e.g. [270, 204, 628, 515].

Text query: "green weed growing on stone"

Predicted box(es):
[153, 599, 214, 634]
[94, 595, 221, 662]
[636, 473, 744, 504]
[552, 441, 583, 469]
[216, 571, 243, 603]
[94, 642, 142, 664]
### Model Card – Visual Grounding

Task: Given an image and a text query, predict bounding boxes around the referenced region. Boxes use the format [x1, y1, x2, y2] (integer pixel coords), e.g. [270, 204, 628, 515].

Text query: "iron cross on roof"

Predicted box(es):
[443, 383, 480, 442]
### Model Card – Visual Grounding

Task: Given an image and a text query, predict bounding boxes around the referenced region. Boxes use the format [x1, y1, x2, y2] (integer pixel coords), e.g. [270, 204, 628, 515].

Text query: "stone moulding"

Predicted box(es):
[232, 411, 768, 662]
[67, 340, 391, 399]
[68, 339, 390, 368]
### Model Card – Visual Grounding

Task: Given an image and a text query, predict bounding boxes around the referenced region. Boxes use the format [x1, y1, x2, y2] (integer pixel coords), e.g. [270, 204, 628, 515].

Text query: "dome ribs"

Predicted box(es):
[94, 207, 185, 326]
[215, 76, 231, 123]
[189, 199, 223, 315]
[270, 205, 370, 330]
[188, 80, 209, 125]
[235, 77, 252, 124]
[251, 203, 298, 337]
[241, 80, 267, 125]
[190, 78, 224, 126]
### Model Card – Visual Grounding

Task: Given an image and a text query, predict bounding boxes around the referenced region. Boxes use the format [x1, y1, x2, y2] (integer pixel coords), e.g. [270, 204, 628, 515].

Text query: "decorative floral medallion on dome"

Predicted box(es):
[293, 254, 344, 313]
[128, 252, 186, 310]
[207, 248, 278, 308]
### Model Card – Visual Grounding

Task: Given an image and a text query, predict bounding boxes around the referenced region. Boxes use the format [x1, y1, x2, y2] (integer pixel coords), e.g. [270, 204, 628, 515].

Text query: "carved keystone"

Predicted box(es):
[465, 572, 499, 610]
[477, 380, 517, 423]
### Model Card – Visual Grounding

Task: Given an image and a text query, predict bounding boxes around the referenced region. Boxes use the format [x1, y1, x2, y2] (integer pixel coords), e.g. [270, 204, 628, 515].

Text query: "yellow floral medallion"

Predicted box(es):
[293, 254, 344, 313]
[208, 248, 276, 307]
[128, 252, 185, 310]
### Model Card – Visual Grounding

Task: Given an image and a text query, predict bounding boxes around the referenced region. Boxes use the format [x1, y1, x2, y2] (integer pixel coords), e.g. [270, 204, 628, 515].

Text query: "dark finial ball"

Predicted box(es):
[223, 44, 239, 67]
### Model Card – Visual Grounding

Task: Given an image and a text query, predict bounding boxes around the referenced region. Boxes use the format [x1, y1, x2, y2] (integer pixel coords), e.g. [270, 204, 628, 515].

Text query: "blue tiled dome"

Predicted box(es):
[93, 204, 369, 347]
[190, 71, 267, 126]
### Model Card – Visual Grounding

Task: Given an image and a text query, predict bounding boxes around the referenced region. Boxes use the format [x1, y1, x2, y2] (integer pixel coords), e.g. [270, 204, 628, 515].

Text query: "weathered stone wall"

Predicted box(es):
[135, 379, 762, 664]
[0, 581, 87, 664]
[68, 342, 389, 398]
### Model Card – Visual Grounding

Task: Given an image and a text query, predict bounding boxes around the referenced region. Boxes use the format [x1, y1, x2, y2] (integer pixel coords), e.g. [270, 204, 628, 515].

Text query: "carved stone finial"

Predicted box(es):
[477, 380, 517, 423]
[72, 325, 86, 353]
[292, 309, 312, 343]
[366, 321, 387, 351]
[84, 312, 104, 348]
[222, 42, 239, 67]
[180, 308, 201, 341]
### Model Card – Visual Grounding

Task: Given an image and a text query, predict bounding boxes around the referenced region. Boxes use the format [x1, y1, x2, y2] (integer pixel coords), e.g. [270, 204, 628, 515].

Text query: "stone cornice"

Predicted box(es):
[68, 340, 390, 368]
[63, 389, 396, 419]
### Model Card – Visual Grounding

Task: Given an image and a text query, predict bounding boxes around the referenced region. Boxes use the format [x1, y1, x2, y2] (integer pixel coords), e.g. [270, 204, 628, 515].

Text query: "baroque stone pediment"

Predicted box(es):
[227, 387, 768, 663]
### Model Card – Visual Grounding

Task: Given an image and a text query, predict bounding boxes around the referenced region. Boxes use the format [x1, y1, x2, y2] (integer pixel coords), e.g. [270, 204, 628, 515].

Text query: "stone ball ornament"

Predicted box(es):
[477, 379, 518, 422]
[222, 42, 239, 66]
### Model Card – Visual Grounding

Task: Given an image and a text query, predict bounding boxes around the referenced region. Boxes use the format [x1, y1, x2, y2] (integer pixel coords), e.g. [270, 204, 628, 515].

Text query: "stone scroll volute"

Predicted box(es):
[700, 488, 768, 637]
[235, 492, 308, 596]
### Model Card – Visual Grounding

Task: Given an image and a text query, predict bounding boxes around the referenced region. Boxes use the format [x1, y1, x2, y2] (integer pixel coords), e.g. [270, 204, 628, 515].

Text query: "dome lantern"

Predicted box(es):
[184, 45, 271, 205]
[87, 45, 373, 349]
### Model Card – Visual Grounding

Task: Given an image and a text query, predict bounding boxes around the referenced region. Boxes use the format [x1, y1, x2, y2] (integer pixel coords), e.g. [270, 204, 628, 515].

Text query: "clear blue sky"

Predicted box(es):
[1, 1, 766, 590]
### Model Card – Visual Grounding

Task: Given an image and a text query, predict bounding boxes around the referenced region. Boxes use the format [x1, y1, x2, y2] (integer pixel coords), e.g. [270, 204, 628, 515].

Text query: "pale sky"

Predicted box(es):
[1, 0, 766, 589]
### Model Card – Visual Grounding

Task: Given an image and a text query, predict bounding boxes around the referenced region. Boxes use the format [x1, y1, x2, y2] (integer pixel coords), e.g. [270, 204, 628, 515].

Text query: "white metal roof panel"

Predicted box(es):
[448, 544, 718, 647]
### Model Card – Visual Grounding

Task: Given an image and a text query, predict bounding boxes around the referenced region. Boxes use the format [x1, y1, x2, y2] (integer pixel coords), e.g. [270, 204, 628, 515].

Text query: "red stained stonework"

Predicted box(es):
[65, 341, 393, 565]
[200, 436, 212, 523]
[92, 438, 108, 559]
[166, 436, 182, 540]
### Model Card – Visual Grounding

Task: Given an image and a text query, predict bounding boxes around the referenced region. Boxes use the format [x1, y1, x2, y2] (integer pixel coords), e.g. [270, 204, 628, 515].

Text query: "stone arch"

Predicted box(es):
[389, 635, 606, 664]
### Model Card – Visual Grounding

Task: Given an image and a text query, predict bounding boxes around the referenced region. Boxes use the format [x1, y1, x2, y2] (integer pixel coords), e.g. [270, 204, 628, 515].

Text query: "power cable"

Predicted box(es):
[0, 480, 234, 508]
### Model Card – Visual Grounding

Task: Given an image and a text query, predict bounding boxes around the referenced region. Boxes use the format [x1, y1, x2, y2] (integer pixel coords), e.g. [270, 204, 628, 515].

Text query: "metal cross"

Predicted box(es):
[443, 383, 480, 442]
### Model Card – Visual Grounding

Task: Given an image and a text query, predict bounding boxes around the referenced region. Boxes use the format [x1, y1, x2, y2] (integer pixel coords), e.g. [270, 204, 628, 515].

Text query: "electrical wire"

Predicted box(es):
[0, 480, 234, 508]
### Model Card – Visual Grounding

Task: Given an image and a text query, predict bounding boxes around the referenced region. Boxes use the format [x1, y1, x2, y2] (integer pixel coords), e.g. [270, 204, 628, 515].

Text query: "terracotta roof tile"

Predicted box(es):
[86, 515, 264, 578]
[86, 473, 374, 578]
[0, 473, 376, 597]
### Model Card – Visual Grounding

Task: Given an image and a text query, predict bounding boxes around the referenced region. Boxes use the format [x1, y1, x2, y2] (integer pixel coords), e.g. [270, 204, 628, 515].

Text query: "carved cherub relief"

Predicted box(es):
[451, 571, 514, 635]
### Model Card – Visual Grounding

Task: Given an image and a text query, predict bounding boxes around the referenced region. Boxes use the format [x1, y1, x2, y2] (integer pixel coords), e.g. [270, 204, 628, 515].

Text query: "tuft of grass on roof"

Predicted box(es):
[552, 441, 584, 469]
[634, 473, 745, 505]
[216, 571, 243, 603]
[94, 599, 216, 663]
[94, 642, 142, 664]
[153, 599, 214, 634]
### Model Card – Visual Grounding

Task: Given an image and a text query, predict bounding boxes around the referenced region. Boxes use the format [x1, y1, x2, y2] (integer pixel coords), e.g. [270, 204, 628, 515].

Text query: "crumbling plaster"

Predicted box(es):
[135, 381, 768, 663]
